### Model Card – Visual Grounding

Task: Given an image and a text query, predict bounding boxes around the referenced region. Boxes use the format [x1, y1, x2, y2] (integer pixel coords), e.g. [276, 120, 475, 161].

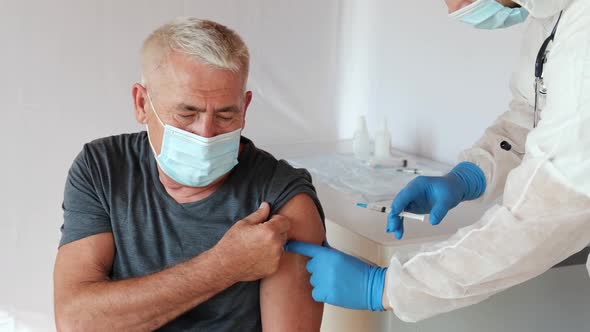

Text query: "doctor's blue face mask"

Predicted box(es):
[450, 0, 529, 29]
[145, 90, 241, 188]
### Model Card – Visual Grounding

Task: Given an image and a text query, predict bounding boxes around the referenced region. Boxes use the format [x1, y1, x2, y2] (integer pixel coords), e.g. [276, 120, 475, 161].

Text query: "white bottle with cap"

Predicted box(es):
[373, 117, 392, 159]
[353, 115, 371, 160]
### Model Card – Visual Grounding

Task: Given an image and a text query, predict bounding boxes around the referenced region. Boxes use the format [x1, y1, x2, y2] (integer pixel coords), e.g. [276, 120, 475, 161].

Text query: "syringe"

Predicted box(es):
[356, 203, 427, 222]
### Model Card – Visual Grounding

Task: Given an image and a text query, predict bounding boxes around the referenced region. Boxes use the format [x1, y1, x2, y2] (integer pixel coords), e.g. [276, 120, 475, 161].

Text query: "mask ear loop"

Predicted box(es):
[146, 90, 166, 128]
[144, 88, 165, 158]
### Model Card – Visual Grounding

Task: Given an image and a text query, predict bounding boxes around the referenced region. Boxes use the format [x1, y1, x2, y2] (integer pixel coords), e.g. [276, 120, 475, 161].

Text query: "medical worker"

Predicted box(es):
[286, 0, 590, 321]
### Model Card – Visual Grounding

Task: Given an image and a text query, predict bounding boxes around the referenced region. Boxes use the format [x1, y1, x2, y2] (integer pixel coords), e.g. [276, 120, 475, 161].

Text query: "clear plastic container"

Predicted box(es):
[353, 115, 371, 160]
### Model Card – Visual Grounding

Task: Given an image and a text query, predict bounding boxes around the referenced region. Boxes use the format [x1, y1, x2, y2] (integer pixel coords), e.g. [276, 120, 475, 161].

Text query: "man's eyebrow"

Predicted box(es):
[175, 104, 240, 113]
[176, 103, 205, 112]
[215, 106, 241, 114]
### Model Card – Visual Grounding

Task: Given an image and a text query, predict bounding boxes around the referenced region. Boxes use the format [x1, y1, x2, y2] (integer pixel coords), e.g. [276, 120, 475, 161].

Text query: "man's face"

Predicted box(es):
[135, 50, 252, 156]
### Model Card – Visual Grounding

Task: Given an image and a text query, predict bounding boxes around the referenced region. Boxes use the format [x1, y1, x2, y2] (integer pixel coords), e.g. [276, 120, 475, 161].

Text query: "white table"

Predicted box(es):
[263, 140, 488, 250]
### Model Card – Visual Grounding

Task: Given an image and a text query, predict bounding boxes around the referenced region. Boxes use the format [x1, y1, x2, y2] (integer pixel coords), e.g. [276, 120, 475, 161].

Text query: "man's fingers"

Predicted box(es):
[279, 230, 289, 244]
[284, 240, 325, 258]
[242, 202, 271, 225]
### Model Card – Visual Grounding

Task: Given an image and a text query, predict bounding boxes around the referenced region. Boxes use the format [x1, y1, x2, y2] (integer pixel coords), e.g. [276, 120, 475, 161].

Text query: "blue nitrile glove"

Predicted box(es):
[284, 241, 387, 311]
[387, 162, 486, 239]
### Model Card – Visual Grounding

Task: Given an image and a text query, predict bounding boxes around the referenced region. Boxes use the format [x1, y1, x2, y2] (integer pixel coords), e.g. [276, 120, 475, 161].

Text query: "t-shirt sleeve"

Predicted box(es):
[265, 160, 325, 225]
[59, 146, 112, 247]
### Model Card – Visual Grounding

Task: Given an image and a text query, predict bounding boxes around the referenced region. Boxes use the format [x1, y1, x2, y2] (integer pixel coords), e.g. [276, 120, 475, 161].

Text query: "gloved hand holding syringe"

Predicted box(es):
[356, 202, 428, 223]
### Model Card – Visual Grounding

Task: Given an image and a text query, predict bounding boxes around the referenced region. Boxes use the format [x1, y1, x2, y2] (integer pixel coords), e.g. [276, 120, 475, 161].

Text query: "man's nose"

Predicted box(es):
[189, 114, 217, 138]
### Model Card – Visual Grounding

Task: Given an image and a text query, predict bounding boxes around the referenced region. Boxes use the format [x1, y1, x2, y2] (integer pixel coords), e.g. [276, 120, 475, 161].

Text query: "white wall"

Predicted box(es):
[0, 1, 584, 331]
[337, 1, 523, 163]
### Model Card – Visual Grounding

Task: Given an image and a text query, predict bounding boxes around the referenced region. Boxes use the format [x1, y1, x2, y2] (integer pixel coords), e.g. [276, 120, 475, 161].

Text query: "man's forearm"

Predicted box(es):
[56, 248, 234, 332]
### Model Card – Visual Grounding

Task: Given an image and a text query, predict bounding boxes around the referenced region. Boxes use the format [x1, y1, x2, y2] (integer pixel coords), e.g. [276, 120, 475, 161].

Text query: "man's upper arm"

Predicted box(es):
[260, 193, 325, 332]
[54, 233, 115, 316]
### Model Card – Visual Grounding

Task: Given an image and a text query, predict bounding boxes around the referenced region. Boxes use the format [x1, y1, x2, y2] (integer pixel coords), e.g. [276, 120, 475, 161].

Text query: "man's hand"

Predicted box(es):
[212, 202, 291, 282]
[54, 202, 290, 331]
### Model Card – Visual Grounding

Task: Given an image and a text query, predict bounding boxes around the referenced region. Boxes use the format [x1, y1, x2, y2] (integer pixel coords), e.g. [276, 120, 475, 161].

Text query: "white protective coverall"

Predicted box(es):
[386, 0, 590, 322]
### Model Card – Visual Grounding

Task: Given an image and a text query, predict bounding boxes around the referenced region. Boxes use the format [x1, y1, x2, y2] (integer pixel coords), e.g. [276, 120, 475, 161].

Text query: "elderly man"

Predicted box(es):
[53, 18, 325, 331]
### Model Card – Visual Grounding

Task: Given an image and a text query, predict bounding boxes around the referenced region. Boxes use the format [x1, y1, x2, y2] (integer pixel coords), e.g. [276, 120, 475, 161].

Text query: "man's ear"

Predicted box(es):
[132, 83, 149, 124]
[242, 90, 253, 128]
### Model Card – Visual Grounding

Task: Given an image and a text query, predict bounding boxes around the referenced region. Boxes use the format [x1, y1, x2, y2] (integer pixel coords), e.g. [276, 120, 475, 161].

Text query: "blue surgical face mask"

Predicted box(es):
[450, 0, 529, 29]
[146, 91, 241, 187]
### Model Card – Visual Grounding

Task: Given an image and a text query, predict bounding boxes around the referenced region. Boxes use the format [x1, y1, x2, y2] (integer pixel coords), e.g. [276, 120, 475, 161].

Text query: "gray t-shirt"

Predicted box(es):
[60, 132, 325, 331]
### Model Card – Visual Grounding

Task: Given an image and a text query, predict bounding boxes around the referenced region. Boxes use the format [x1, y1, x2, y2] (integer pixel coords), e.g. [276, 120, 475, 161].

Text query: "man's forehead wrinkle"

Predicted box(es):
[145, 53, 245, 106]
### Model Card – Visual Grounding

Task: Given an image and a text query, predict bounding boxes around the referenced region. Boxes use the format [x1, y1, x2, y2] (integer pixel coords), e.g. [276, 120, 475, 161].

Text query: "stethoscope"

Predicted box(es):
[500, 11, 564, 155]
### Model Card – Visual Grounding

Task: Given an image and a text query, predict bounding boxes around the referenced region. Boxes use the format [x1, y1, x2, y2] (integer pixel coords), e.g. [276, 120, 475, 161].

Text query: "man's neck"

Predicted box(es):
[158, 169, 229, 204]
[156, 143, 245, 204]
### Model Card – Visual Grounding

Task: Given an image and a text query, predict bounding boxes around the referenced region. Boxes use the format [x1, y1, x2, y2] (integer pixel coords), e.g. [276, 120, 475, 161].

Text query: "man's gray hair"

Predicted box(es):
[142, 17, 250, 78]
